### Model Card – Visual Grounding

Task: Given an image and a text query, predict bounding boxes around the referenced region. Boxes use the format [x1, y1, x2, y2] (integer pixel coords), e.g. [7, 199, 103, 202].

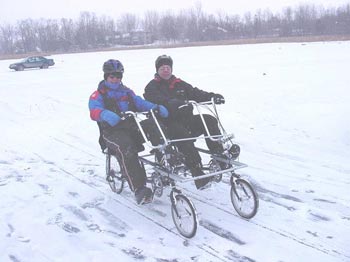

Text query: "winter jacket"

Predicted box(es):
[144, 74, 217, 119]
[89, 80, 167, 127]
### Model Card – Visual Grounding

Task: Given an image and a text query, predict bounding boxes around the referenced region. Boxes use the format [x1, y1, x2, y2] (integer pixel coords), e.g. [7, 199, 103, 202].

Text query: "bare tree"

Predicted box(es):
[1, 2, 350, 56]
[142, 11, 160, 40]
[97, 15, 117, 46]
[0, 23, 16, 54]
[159, 11, 179, 42]
[59, 18, 76, 51]
[118, 13, 138, 33]
[16, 19, 38, 53]
[75, 12, 100, 49]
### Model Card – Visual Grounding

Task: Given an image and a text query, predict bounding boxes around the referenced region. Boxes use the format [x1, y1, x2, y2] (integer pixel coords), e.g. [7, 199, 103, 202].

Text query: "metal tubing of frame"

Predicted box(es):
[189, 99, 222, 142]
[123, 111, 166, 150]
[139, 155, 247, 184]
[168, 134, 226, 144]
[149, 109, 169, 147]
[168, 166, 244, 183]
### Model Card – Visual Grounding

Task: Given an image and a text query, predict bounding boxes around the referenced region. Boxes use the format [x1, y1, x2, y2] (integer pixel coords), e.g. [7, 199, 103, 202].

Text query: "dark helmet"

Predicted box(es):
[155, 55, 173, 71]
[103, 59, 124, 74]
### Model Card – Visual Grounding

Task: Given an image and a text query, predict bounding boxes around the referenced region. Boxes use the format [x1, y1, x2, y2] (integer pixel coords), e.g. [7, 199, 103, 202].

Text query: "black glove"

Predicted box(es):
[213, 94, 225, 104]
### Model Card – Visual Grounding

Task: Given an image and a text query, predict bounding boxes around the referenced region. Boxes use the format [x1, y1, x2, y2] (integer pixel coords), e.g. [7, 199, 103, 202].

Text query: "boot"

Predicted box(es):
[135, 186, 153, 205]
[191, 165, 211, 190]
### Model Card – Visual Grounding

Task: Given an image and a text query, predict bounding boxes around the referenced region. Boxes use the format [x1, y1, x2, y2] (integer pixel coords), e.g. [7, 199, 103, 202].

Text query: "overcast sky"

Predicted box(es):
[1, 0, 349, 24]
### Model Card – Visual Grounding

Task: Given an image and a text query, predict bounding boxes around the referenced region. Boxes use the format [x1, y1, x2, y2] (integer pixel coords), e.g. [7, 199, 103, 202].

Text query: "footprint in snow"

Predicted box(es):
[68, 191, 80, 198]
[63, 205, 89, 221]
[6, 224, 31, 243]
[47, 213, 81, 233]
[38, 183, 51, 194]
[122, 247, 146, 260]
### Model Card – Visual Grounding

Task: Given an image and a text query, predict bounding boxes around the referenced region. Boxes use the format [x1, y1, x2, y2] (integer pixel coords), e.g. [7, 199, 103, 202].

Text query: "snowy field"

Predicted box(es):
[0, 41, 349, 262]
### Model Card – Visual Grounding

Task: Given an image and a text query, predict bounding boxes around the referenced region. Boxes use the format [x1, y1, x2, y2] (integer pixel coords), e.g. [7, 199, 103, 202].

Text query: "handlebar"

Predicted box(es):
[120, 108, 157, 119]
[120, 109, 168, 150]
[119, 98, 227, 148]
[179, 97, 222, 107]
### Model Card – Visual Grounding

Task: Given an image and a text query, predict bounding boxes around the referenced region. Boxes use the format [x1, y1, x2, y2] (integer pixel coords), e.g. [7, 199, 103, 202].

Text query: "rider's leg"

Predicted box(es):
[139, 118, 166, 146]
[165, 121, 211, 189]
[165, 121, 201, 167]
[103, 127, 147, 193]
[188, 114, 224, 154]
[189, 114, 240, 158]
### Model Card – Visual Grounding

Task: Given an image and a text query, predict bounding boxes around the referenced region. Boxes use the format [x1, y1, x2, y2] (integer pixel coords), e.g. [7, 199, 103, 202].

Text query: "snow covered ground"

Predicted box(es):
[1, 41, 349, 262]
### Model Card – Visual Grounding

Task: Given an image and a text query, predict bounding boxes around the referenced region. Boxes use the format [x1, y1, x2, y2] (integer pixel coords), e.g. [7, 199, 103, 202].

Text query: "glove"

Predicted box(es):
[100, 110, 121, 127]
[213, 94, 225, 104]
[153, 105, 168, 118]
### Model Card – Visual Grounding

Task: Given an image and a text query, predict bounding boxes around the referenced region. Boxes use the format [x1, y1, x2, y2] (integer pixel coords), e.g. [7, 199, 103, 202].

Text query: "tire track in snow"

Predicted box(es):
[182, 186, 349, 261]
[33, 152, 238, 262]
[40, 137, 350, 261]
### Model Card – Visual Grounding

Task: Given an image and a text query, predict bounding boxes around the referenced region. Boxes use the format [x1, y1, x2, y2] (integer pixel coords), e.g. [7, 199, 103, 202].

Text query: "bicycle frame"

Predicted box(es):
[121, 100, 246, 184]
[104, 100, 258, 235]
[124, 98, 234, 150]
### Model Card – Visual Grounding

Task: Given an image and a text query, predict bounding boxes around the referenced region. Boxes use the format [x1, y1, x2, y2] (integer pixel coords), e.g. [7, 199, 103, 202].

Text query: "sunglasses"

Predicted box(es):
[108, 72, 123, 79]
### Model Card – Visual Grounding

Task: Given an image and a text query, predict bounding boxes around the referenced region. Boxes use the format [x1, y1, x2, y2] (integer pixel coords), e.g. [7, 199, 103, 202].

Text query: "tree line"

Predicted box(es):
[1, 2, 350, 55]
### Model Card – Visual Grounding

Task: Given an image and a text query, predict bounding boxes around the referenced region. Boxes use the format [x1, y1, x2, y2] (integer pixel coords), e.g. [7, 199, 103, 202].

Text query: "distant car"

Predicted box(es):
[9, 56, 55, 71]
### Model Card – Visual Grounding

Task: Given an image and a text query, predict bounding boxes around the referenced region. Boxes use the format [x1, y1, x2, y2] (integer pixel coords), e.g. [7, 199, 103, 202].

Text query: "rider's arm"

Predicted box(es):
[88, 91, 121, 127]
[144, 81, 169, 105]
[185, 82, 216, 102]
[132, 95, 169, 118]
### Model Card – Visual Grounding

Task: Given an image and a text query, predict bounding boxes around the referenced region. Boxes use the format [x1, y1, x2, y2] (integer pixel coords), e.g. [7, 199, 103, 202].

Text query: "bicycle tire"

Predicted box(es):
[171, 194, 198, 238]
[230, 178, 259, 219]
[106, 153, 124, 194]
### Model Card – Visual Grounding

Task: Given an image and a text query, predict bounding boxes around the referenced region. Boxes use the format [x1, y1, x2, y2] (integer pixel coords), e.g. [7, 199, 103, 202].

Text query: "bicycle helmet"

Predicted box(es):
[155, 55, 173, 71]
[103, 59, 124, 74]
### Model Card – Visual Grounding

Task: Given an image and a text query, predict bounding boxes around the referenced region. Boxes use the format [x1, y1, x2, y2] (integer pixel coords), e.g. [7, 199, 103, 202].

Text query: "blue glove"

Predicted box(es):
[100, 110, 121, 126]
[154, 105, 168, 118]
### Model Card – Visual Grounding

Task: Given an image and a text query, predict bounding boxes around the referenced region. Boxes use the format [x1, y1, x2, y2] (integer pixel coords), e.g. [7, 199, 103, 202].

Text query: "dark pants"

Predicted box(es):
[164, 114, 224, 168]
[102, 118, 163, 192]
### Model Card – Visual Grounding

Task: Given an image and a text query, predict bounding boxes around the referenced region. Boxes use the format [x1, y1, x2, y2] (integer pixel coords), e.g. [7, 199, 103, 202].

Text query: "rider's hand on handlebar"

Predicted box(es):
[213, 94, 225, 105]
[150, 105, 169, 118]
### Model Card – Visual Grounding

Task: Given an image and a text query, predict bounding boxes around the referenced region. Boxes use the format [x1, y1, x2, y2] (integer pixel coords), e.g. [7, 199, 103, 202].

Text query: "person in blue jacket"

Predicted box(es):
[89, 59, 168, 205]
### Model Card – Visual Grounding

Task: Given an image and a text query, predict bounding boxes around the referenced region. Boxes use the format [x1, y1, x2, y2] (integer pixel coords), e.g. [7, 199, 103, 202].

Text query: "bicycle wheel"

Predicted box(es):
[230, 178, 259, 219]
[106, 153, 124, 194]
[171, 194, 197, 238]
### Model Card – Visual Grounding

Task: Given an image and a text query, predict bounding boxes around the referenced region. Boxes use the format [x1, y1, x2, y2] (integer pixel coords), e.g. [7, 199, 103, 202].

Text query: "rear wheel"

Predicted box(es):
[230, 177, 259, 219]
[106, 153, 124, 194]
[171, 194, 197, 238]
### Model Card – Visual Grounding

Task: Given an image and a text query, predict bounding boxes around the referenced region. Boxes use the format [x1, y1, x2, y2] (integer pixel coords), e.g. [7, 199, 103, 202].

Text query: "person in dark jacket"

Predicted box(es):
[89, 59, 168, 204]
[144, 55, 240, 189]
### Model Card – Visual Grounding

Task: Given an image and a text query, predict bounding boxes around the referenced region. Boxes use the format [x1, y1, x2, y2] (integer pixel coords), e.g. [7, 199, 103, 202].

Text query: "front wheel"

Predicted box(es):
[230, 177, 259, 219]
[171, 194, 197, 238]
[106, 153, 124, 194]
